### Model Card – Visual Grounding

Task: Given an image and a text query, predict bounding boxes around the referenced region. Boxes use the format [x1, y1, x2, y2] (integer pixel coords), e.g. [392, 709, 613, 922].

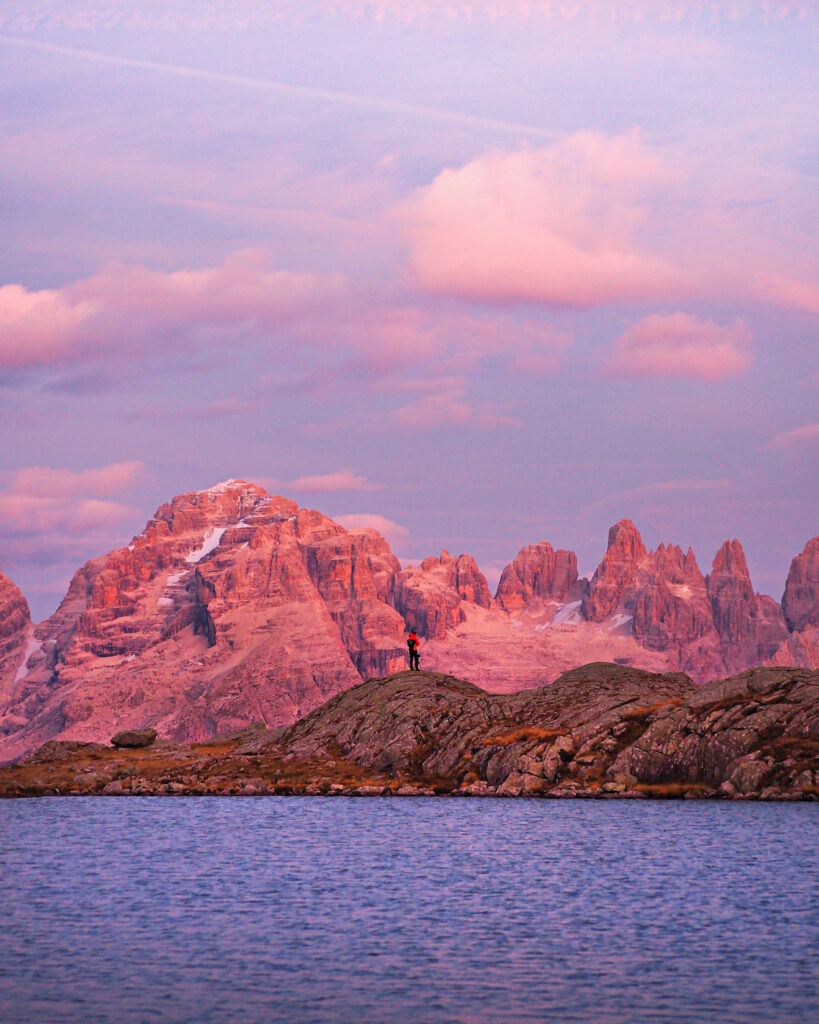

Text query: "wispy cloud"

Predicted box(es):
[585, 478, 734, 515]
[764, 423, 819, 449]
[754, 274, 819, 316]
[0, 1, 808, 31]
[0, 461, 147, 617]
[391, 380, 518, 429]
[605, 313, 753, 380]
[0, 248, 327, 370]
[288, 470, 380, 493]
[0, 461, 144, 534]
[0, 34, 561, 142]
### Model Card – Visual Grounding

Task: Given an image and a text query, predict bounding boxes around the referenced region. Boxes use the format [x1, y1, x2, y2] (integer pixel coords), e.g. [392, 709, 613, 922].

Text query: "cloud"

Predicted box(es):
[402, 132, 818, 315]
[754, 274, 819, 316]
[288, 470, 379, 493]
[0, 461, 144, 534]
[1, 2, 807, 32]
[8, 461, 145, 499]
[605, 313, 753, 380]
[333, 513, 409, 550]
[0, 248, 327, 370]
[392, 380, 518, 428]
[584, 477, 734, 515]
[0, 249, 569, 407]
[765, 423, 819, 449]
[329, 307, 570, 378]
[0, 460, 149, 618]
[0, 35, 559, 142]
[402, 132, 684, 308]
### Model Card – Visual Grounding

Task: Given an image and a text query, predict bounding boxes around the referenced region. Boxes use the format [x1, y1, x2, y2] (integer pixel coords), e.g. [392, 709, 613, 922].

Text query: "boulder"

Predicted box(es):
[111, 728, 157, 749]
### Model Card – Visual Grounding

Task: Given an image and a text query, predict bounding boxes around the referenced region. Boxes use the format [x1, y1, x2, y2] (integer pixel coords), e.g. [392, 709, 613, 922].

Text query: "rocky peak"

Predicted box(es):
[782, 537, 819, 632]
[495, 542, 581, 613]
[630, 543, 722, 679]
[143, 480, 283, 549]
[711, 539, 752, 583]
[707, 540, 754, 620]
[608, 519, 648, 560]
[706, 539, 788, 672]
[393, 550, 492, 639]
[0, 569, 31, 704]
[453, 553, 493, 608]
[583, 519, 648, 621]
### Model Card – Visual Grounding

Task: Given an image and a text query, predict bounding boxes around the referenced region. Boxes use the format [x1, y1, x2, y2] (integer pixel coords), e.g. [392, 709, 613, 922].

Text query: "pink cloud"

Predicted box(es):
[394, 387, 473, 428]
[9, 461, 145, 499]
[605, 313, 753, 380]
[401, 132, 817, 314]
[333, 513, 409, 550]
[754, 274, 819, 316]
[0, 249, 570, 393]
[0, 249, 328, 369]
[288, 470, 379, 493]
[328, 307, 570, 381]
[402, 132, 684, 308]
[765, 423, 819, 449]
[0, 461, 144, 535]
[391, 381, 517, 429]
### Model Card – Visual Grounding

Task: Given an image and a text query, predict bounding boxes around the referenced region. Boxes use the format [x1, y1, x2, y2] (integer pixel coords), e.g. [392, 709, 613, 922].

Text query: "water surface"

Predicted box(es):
[1, 798, 817, 1024]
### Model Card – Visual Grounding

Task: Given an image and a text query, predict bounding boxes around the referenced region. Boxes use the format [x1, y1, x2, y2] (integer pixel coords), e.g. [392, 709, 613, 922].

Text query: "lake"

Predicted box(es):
[1, 798, 817, 1023]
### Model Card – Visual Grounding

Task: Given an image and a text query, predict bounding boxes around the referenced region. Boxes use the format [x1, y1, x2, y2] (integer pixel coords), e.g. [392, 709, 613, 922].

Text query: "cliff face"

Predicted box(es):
[782, 538, 819, 633]
[495, 542, 585, 613]
[0, 569, 31, 707]
[576, 522, 801, 681]
[393, 550, 491, 640]
[1, 480, 816, 762]
[706, 540, 790, 674]
[583, 520, 647, 621]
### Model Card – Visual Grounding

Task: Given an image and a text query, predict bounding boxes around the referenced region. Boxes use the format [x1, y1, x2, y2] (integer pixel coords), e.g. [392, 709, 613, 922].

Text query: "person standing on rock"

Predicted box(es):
[407, 630, 420, 671]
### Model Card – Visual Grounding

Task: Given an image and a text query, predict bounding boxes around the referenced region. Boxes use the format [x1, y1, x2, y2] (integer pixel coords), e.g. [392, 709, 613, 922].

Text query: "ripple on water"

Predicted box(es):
[1, 798, 818, 1024]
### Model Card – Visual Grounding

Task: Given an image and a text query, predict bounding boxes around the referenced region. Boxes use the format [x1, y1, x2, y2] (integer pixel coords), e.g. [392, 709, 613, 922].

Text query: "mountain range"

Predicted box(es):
[1, 479, 817, 762]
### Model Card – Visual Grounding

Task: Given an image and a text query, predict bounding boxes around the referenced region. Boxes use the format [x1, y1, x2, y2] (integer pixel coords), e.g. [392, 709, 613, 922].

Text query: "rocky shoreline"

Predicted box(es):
[1, 663, 817, 801]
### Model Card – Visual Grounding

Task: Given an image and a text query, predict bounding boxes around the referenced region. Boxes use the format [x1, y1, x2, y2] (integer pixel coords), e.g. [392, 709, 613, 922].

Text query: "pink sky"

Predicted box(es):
[0, 0, 816, 618]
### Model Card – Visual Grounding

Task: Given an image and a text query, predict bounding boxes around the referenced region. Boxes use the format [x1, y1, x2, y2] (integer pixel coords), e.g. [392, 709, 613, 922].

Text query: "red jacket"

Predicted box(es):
[407, 633, 419, 650]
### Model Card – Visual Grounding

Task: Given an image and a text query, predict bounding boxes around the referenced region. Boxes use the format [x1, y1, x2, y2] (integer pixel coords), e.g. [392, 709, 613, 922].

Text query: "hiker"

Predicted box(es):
[407, 630, 420, 671]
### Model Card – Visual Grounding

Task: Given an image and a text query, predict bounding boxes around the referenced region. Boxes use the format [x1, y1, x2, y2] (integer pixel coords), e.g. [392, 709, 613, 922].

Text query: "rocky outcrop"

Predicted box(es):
[578, 524, 801, 681]
[706, 540, 789, 673]
[3, 665, 815, 801]
[0, 570, 31, 707]
[495, 542, 585, 612]
[393, 550, 492, 639]
[782, 537, 819, 632]
[583, 520, 647, 621]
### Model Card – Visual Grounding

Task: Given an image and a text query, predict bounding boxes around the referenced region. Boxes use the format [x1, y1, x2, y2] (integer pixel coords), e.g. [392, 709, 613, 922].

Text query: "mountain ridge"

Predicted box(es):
[0, 478, 816, 761]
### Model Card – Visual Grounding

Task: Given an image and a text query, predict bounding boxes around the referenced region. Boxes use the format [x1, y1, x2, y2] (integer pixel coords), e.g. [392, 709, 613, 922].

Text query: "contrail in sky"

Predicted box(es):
[0, 34, 560, 141]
